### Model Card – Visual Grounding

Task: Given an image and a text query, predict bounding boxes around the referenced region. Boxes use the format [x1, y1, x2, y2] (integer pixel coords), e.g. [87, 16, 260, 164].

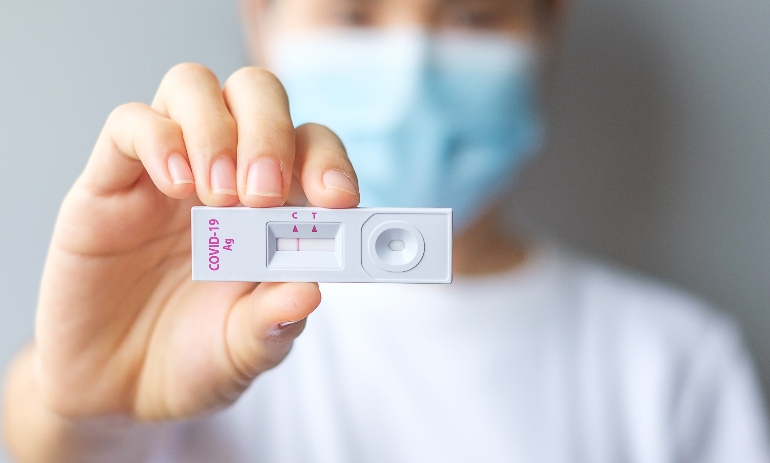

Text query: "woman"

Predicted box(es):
[4, 0, 769, 461]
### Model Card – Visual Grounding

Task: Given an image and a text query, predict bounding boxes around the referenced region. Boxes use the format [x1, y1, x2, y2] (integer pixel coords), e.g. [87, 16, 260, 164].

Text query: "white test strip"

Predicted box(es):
[276, 238, 336, 252]
[191, 206, 452, 283]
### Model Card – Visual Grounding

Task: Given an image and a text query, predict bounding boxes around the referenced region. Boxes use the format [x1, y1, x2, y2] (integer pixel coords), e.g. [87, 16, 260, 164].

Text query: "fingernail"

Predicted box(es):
[167, 154, 193, 185]
[246, 158, 283, 197]
[277, 319, 303, 328]
[210, 157, 237, 195]
[322, 170, 357, 196]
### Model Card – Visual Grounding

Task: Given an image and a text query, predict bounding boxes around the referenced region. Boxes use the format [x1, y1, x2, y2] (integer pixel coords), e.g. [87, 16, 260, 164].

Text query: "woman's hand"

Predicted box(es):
[33, 63, 359, 421]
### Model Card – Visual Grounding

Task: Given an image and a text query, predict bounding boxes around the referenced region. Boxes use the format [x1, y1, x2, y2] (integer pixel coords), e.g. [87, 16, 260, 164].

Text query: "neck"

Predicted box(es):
[452, 206, 528, 276]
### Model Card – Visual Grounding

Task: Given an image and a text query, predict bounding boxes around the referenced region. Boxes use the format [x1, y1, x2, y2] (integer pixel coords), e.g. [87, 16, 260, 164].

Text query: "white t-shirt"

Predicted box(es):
[152, 244, 770, 462]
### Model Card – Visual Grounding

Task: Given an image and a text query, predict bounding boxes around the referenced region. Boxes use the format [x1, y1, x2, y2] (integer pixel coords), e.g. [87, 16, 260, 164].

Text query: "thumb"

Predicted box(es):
[222, 282, 321, 391]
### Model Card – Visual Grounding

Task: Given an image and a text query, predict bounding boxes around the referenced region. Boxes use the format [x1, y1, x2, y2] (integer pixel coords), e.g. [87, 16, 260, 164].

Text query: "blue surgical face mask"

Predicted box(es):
[270, 28, 544, 230]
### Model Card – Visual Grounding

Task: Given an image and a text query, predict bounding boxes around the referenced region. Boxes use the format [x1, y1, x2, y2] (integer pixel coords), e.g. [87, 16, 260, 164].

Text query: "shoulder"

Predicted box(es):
[547, 244, 742, 347]
[543, 245, 770, 458]
[527, 243, 752, 379]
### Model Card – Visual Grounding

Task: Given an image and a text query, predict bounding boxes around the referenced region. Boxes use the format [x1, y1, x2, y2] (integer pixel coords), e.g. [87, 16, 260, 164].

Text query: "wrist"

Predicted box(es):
[4, 345, 165, 463]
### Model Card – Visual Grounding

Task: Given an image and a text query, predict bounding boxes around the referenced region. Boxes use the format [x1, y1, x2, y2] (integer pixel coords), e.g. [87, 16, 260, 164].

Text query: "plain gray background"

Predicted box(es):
[0, 0, 768, 459]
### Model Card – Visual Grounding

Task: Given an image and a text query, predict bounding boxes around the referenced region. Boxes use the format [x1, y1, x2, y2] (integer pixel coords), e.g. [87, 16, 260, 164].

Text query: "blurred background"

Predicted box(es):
[0, 0, 768, 460]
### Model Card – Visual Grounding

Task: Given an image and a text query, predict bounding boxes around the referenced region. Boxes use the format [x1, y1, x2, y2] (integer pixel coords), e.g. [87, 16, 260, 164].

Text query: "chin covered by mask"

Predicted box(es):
[269, 28, 544, 231]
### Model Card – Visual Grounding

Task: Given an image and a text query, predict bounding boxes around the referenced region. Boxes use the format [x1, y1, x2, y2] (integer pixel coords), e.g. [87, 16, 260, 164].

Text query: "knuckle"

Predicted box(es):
[149, 116, 183, 141]
[296, 122, 335, 138]
[199, 113, 238, 142]
[296, 123, 348, 156]
[226, 66, 281, 88]
[107, 102, 149, 123]
[238, 119, 295, 159]
[253, 121, 295, 148]
[224, 67, 289, 109]
[163, 62, 217, 86]
[179, 111, 236, 138]
[108, 103, 182, 143]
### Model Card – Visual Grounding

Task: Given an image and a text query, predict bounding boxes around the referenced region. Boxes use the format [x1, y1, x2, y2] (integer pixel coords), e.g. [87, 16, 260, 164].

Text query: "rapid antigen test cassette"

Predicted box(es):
[191, 207, 452, 283]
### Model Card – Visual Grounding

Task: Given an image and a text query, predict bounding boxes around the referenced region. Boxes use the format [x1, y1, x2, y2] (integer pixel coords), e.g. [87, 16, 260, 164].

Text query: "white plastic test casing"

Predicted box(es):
[191, 207, 452, 283]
